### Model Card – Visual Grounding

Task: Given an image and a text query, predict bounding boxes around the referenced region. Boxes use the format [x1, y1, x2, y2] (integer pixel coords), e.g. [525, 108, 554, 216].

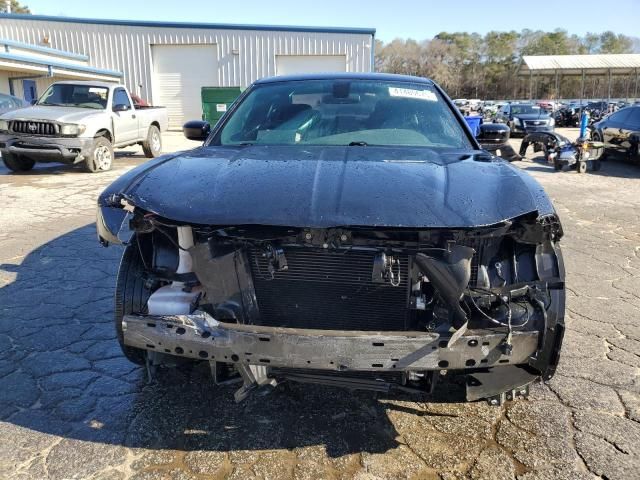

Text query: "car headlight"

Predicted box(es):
[548, 118, 555, 127]
[0, 119, 8, 132]
[513, 118, 521, 126]
[60, 123, 86, 136]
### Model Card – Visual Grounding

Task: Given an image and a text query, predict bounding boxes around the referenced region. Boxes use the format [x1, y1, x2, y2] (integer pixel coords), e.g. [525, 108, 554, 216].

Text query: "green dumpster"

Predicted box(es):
[201, 87, 242, 125]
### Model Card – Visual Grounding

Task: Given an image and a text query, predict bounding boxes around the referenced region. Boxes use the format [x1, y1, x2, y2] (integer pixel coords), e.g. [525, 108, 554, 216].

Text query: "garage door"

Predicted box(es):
[276, 55, 347, 76]
[152, 45, 218, 130]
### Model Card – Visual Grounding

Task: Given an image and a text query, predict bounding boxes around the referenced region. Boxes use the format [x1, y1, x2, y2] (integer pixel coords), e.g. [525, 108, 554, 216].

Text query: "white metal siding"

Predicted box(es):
[0, 70, 8, 94]
[0, 18, 373, 106]
[276, 55, 346, 75]
[152, 44, 218, 129]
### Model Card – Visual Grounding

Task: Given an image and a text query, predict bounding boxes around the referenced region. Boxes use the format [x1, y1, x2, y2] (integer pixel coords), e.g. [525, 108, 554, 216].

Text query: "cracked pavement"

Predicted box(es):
[1, 130, 639, 479]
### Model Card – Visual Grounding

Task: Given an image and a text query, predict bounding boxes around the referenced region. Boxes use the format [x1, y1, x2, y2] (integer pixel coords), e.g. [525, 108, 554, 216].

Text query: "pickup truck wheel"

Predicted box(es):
[114, 242, 151, 365]
[85, 136, 114, 172]
[142, 125, 162, 158]
[2, 153, 35, 172]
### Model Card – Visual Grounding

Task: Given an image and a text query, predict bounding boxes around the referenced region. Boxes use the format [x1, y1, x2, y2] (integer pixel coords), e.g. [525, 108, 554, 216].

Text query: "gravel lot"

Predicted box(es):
[1, 129, 639, 480]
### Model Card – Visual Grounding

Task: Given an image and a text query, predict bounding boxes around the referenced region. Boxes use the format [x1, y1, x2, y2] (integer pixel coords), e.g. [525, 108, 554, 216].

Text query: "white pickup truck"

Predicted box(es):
[0, 81, 168, 172]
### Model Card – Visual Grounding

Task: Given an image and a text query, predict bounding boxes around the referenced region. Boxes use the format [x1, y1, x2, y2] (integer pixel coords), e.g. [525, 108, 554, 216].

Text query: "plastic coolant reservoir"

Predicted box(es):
[147, 284, 200, 315]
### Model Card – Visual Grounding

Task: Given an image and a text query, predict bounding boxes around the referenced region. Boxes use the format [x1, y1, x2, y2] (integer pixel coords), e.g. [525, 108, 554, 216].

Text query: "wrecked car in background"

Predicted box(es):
[97, 73, 566, 404]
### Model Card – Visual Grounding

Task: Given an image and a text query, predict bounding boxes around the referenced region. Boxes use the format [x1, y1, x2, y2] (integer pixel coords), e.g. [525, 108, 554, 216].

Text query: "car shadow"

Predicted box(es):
[0, 224, 465, 456]
[0, 151, 147, 176]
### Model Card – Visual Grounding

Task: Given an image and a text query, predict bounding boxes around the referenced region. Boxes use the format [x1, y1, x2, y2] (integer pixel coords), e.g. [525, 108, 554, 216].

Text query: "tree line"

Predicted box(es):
[375, 30, 639, 100]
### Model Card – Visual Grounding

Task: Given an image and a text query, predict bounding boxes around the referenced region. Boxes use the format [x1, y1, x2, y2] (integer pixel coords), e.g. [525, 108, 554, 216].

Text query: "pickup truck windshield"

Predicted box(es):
[37, 84, 109, 109]
[216, 80, 472, 148]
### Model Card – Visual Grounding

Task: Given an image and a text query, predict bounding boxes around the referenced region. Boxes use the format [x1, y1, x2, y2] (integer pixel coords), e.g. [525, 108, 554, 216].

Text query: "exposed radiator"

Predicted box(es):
[248, 247, 410, 331]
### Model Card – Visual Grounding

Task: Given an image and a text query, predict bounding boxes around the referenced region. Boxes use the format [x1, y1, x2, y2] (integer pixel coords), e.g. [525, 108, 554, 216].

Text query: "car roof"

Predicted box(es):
[254, 72, 435, 85]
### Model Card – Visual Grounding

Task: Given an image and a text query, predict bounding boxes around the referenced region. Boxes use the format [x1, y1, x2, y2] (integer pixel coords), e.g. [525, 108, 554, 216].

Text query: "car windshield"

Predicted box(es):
[215, 79, 472, 149]
[37, 84, 109, 109]
[510, 105, 541, 115]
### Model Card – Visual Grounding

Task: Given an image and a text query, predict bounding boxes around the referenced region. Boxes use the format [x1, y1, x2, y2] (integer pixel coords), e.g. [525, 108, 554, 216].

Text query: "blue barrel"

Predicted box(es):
[579, 111, 589, 139]
[464, 115, 483, 136]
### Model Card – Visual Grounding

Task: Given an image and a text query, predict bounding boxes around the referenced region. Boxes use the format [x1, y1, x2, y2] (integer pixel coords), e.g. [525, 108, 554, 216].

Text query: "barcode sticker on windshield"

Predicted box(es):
[389, 87, 437, 102]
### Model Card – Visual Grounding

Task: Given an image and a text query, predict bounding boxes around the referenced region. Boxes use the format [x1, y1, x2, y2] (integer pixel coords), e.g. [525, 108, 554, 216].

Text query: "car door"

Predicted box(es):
[621, 107, 640, 156]
[601, 109, 632, 151]
[497, 105, 509, 123]
[111, 88, 138, 145]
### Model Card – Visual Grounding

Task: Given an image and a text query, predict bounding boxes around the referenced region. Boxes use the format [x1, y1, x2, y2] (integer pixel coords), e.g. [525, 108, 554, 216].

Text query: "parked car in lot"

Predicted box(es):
[0, 81, 167, 173]
[97, 73, 566, 404]
[591, 105, 640, 162]
[0, 92, 29, 115]
[495, 103, 554, 136]
[453, 98, 471, 115]
[553, 103, 583, 127]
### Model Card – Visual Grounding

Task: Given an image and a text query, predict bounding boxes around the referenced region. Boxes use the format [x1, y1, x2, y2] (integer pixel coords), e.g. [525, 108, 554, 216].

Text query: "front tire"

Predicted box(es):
[85, 136, 114, 172]
[591, 131, 608, 161]
[114, 242, 152, 365]
[142, 125, 162, 158]
[577, 160, 587, 174]
[2, 153, 35, 172]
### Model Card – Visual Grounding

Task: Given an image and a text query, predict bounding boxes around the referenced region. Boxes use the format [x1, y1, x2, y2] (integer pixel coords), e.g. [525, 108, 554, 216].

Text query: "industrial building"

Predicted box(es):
[0, 14, 375, 128]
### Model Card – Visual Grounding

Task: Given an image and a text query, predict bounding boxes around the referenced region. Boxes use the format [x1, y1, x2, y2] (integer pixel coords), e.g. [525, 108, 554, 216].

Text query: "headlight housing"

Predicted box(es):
[0, 119, 9, 132]
[548, 118, 555, 127]
[513, 117, 521, 126]
[60, 123, 86, 136]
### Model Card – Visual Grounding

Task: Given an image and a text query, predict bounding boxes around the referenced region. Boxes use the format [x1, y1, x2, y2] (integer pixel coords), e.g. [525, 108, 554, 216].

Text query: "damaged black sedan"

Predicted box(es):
[97, 73, 565, 404]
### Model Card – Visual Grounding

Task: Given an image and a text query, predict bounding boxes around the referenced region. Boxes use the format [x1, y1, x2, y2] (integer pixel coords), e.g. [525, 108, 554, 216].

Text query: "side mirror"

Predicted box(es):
[183, 120, 211, 141]
[476, 123, 510, 144]
[113, 104, 130, 112]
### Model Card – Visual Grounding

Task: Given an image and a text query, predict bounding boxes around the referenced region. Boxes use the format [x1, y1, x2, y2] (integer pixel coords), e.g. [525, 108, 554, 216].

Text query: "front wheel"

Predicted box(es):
[591, 131, 608, 160]
[142, 125, 162, 158]
[114, 242, 152, 365]
[2, 153, 35, 172]
[577, 160, 587, 174]
[85, 136, 114, 172]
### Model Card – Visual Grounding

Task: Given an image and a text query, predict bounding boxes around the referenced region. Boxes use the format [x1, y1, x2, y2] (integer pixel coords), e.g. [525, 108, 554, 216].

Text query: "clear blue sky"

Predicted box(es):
[19, 0, 640, 42]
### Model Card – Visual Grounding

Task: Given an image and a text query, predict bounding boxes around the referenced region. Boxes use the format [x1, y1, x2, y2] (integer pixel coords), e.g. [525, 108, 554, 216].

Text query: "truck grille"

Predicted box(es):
[10, 121, 58, 136]
[249, 248, 410, 331]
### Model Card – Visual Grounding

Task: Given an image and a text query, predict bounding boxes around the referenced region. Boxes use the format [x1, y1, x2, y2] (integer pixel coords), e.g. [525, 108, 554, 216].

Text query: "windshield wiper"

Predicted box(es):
[348, 141, 368, 146]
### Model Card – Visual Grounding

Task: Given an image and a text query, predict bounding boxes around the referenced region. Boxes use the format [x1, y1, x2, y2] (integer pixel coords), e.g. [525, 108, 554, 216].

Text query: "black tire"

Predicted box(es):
[577, 161, 587, 174]
[142, 125, 162, 158]
[2, 153, 35, 172]
[554, 159, 563, 171]
[85, 136, 114, 172]
[114, 242, 152, 365]
[591, 131, 608, 160]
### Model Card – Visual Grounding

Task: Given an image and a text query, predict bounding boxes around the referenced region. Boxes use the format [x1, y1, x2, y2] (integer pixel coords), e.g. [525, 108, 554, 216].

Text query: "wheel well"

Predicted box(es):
[95, 129, 112, 142]
[150, 121, 160, 131]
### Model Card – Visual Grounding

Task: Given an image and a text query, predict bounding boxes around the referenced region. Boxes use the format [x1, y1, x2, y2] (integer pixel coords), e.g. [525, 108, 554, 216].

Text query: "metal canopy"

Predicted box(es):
[520, 54, 640, 76]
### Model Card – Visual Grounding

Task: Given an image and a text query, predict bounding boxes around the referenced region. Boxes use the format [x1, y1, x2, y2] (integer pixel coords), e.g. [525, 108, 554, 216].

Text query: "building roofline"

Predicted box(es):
[0, 51, 123, 78]
[0, 38, 89, 61]
[0, 13, 376, 36]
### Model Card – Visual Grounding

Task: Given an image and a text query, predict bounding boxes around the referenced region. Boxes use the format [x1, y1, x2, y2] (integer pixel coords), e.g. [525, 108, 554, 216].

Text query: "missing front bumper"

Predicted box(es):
[122, 311, 539, 372]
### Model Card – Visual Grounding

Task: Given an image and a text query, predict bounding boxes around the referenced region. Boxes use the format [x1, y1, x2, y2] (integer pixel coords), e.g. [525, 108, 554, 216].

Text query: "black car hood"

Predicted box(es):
[100, 145, 554, 229]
